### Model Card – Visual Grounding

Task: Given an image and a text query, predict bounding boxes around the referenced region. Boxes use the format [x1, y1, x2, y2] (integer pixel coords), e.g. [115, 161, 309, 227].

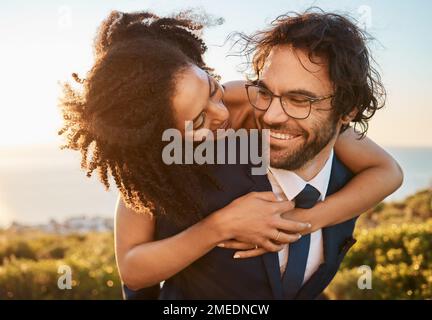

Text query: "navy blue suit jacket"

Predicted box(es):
[123, 156, 357, 300]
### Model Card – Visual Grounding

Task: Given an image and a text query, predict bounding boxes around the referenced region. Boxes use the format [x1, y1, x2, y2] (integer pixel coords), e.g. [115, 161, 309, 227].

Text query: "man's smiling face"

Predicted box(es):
[254, 44, 341, 170]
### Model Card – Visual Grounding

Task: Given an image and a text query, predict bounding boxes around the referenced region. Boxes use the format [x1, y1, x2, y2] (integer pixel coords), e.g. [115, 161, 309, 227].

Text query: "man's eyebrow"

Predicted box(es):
[256, 79, 269, 89]
[257, 79, 318, 98]
[287, 89, 318, 98]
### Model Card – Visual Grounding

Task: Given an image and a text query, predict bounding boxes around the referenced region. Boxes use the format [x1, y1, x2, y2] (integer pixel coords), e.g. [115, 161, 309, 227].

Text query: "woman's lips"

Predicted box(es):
[218, 119, 230, 130]
[205, 120, 230, 140]
[212, 120, 230, 135]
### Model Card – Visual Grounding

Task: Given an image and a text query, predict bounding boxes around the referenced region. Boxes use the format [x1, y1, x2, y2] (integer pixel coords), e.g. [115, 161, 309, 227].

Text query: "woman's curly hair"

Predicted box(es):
[233, 8, 386, 136]
[58, 10, 218, 226]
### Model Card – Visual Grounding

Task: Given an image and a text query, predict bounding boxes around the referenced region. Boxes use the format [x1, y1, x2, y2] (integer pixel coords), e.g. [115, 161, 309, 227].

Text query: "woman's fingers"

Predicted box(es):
[233, 248, 268, 259]
[271, 231, 302, 244]
[231, 233, 301, 259]
[274, 217, 311, 234]
[217, 240, 256, 250]
[259, 239, 284, 252]
[272, 199, 295, 212]
[251, 191, 279, 202]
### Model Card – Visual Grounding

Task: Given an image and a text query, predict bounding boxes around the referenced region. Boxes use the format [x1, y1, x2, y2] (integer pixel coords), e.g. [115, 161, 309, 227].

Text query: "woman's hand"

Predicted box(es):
[218, 207, 311, 259]
[212, 191, 311, 255]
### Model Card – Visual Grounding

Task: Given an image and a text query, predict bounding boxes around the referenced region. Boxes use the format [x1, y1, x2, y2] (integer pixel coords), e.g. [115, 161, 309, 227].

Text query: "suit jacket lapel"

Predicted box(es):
[322, 156, 344, 265]
[295, 156, 350, 298]
[262, 252, 284, 299]
[248, 171, 284, 299]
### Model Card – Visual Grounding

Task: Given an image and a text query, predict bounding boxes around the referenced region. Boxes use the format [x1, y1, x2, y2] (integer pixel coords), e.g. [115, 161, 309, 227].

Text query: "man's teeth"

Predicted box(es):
[270, 130, 298, 140]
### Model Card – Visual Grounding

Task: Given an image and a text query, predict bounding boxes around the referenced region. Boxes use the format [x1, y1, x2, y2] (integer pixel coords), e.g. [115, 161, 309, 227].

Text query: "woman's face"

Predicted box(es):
[172, 64, 230, 141]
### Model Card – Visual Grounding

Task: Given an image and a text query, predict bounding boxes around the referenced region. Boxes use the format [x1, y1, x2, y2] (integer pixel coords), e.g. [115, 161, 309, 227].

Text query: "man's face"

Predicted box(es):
[254, 45, 341, 170]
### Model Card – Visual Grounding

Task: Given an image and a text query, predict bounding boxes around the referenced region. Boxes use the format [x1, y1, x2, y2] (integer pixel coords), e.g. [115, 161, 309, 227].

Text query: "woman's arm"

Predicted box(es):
[291, 127, 403, 231]
[222, 128, 403, 258]
[115, 192, 308, 290]
[115, 197, 223, 290]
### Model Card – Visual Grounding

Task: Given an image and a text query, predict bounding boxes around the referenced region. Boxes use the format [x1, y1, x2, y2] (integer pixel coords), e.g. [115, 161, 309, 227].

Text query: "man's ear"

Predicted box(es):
[341, 108, 359, 125]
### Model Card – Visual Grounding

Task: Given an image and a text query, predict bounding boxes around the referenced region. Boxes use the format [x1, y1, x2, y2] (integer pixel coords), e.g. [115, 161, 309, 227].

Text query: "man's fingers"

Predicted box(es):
[217, 240, 256, 250]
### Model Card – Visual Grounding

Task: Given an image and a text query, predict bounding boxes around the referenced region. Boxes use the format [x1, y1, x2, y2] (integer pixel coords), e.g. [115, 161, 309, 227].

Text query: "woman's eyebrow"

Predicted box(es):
[207, 74, 218, 98]
[190, 75, 213, 123]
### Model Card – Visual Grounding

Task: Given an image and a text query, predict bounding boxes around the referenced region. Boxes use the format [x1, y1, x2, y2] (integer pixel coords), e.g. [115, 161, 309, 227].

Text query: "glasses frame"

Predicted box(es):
[245, 83, 334, 120]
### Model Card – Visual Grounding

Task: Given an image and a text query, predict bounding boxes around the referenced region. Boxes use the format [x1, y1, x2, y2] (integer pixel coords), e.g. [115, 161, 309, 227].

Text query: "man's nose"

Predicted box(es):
[262, 97, 290, 126]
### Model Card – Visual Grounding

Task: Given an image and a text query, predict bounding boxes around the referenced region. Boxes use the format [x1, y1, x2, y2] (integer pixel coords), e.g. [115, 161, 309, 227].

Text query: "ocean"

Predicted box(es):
[0, 145, 431, 227]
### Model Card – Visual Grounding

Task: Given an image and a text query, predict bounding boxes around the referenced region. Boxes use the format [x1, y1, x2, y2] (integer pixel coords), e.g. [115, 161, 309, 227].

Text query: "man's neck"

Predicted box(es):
[293, 139, 335, 182]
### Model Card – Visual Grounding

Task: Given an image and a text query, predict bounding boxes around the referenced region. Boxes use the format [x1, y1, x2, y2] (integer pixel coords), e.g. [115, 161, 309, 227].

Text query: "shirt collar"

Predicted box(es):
[268, 149, 334, 201]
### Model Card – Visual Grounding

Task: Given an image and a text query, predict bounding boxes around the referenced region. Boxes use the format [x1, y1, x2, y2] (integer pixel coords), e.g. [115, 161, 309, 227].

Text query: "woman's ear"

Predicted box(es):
[341, 108, 359, 125]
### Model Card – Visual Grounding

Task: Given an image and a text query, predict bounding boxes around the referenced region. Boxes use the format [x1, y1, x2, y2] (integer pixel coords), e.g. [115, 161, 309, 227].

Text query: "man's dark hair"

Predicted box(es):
[235, 8, 385, 136]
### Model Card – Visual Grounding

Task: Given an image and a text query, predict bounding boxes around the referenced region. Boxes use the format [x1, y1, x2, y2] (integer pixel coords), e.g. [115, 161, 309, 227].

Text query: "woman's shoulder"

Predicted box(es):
[223, 80, 256, 130]
[223, 80, 248, 105]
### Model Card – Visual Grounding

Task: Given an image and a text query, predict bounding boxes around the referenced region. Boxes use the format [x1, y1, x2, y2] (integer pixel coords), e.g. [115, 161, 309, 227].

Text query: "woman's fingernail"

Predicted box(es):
[298, 234, 302, 239]
[217, 243, 225, 247]
[233, 254, 241, 259]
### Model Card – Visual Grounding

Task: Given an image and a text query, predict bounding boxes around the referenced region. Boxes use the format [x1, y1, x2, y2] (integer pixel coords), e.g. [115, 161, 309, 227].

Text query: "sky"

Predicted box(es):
[0, 0, 431, 148]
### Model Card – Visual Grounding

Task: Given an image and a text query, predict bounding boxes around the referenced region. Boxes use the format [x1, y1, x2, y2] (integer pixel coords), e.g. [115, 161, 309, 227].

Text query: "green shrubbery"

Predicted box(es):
[1, 189, 431, 299]
[326, 220, 432, 299]
[325, 188, 432, 299]
[0, 232, 122, 299]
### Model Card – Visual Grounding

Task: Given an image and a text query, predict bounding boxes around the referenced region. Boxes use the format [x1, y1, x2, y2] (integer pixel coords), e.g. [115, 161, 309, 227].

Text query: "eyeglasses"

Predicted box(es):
[245, 82, 334, 120]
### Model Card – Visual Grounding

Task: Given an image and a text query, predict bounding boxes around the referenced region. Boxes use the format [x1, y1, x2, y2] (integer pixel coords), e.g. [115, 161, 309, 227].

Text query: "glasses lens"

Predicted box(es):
[247, 86, 272, 110]
[281, 94, 311, 119]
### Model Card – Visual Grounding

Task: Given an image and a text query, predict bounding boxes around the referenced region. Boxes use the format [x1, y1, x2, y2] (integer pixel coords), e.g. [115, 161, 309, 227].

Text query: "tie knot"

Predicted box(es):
[294, 184, 321, 209]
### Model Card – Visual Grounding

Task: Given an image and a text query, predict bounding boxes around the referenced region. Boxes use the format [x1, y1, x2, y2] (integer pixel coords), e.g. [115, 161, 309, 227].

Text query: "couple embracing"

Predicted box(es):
[59, 8, 403, 299]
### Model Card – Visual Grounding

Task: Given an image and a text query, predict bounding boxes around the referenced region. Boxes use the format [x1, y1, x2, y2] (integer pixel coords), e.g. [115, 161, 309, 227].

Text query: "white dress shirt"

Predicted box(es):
[267, 149, 334, 284]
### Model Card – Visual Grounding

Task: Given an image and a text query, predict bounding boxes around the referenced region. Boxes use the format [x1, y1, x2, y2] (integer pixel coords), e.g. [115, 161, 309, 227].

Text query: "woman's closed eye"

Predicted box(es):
[192, 111, 206, 129]
[210, 80, 225, 104]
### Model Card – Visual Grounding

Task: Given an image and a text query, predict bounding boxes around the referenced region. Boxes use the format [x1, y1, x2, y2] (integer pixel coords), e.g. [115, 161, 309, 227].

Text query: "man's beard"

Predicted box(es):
[269, 117, 338, 171]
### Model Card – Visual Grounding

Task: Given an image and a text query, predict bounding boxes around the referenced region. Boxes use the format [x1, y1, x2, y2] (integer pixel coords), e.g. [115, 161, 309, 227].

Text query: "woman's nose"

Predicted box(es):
[207, 101, 229, 125]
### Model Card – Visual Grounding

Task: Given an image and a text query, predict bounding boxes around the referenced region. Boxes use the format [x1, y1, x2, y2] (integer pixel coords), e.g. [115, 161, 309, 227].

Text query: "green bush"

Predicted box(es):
[0, 240, 37, 262]
[326, 220, 432, 299]
[0, 232, 122, 299]
[1, 189, 431, 299]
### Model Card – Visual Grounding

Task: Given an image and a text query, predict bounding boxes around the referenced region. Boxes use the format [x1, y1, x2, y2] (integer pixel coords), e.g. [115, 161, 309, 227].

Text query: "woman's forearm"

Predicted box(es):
[120, 213, 226, 290]
[290, 162, 403, 232]
[119, 191, 304, 289]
